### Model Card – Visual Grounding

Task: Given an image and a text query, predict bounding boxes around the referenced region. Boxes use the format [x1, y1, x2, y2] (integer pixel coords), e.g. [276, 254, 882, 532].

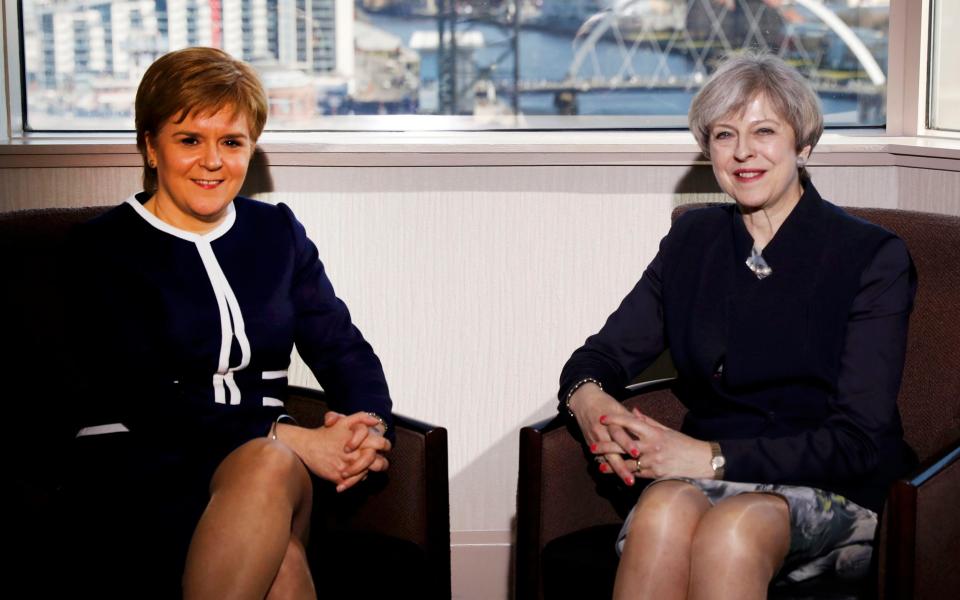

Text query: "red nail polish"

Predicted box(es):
[590, 443, 598, 452]
[630, 448, 639, 457]
[625, 476, 634, 486]
[599, 463, 609, 473]
[599, 415, 608, 424]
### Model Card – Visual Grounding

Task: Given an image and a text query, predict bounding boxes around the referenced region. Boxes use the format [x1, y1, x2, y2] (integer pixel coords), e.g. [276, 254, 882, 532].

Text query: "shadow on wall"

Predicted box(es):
[452, 351, 681, 599]
[673, 163, 727, 211]
[247, 153, 725, 206]
[448, 397, 558, 599]
[240, 147, 275, 197]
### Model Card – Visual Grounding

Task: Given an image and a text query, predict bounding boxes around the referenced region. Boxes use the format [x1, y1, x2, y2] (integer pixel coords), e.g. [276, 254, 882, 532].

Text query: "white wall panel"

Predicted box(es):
[897, 167, 960, 215]
[0, 161, 956, 534]
[0, 166, 140, 210]
[263, 165, 678, 532]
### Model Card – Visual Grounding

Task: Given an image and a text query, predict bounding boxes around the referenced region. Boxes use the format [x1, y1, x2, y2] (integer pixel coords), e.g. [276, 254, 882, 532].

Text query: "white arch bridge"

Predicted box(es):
[486, 0, 886, 114]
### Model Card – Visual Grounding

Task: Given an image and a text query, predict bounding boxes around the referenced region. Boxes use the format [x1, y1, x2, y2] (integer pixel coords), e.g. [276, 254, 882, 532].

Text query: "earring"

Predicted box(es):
[796, 156, 806, 168]
[148, 159, 156, 168]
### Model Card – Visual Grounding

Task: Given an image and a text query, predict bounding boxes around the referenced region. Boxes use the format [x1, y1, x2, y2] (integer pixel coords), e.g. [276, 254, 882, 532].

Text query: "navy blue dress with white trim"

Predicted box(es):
[61, 193, 392, 594]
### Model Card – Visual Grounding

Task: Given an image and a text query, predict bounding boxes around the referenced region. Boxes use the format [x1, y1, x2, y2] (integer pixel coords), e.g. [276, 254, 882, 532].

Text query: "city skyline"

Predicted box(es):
[20, 0, 890, 128]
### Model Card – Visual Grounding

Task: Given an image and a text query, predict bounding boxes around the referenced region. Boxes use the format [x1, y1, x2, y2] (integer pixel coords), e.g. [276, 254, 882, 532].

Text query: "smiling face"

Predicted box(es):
[708, 94, 811, 217]
[145, 105, 254, 233]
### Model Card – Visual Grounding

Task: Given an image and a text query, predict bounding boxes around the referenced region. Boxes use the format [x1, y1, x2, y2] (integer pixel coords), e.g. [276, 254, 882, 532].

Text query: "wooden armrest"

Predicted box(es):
[517, 379, 680, 600]
[285, 385, 450, 598]
[879, 436, 960, 600]
[285, 385, 443, 436]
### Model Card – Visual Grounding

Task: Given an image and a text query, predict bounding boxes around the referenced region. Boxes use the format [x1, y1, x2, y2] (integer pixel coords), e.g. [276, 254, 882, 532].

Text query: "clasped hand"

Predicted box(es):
[569, 384, 713, 484]
[276, 411, 391, 493]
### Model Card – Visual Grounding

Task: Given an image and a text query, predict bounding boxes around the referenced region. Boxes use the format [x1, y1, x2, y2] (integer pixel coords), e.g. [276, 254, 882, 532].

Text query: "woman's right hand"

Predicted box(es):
[568, 382, 642, 486]
[275, 412, 390, 491]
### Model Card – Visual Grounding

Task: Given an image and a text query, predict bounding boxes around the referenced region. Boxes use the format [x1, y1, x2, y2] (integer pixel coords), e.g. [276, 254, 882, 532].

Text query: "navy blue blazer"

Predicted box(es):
[66, 194, 393, 458]
[559, 183, 917, 512]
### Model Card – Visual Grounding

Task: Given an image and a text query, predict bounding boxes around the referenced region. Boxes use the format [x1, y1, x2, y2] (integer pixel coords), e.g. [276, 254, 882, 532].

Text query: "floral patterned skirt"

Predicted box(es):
[616, 477, 878, 583]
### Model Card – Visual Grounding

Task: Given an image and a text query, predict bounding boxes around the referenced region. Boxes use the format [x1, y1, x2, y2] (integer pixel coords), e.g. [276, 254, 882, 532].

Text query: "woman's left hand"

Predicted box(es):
[324, 411, 391, 489]
[594, 409, 715, 480]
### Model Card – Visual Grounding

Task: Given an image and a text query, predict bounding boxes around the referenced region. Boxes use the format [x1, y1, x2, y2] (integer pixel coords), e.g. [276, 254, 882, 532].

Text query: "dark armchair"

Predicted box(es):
[1, 206, 451, 598]
[517, 207, 960, 600]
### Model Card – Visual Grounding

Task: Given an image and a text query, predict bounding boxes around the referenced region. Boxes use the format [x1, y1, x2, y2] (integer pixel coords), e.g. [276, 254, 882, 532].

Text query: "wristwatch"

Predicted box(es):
[709, 441, 726, 480]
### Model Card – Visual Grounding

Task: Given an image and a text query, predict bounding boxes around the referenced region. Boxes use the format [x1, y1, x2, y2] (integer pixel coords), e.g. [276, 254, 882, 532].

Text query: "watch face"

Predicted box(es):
[711, 456, 726, 470]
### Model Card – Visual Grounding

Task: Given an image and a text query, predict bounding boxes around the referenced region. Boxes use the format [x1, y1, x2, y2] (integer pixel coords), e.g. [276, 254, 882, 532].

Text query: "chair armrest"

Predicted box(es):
[879, 436, 960, 600]
[516, 379, 682, 600]
[285, 386, 451, 598]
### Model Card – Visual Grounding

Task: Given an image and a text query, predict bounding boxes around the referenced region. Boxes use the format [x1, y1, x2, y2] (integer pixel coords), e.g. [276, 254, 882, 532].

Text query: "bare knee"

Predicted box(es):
[615, 482, 711, 600]
[627, 481, 711, 539]
[691, 493, 790, 577]
[211, 438, 311, 506]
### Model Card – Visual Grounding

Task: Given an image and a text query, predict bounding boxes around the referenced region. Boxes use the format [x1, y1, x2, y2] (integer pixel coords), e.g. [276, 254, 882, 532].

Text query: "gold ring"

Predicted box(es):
[635, 457, 644, 472]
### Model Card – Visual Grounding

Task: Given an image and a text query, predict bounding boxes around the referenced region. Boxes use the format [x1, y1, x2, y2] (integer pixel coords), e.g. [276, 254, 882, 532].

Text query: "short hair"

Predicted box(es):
[135, 47, 268, 194]
[688, 53, 823, 160]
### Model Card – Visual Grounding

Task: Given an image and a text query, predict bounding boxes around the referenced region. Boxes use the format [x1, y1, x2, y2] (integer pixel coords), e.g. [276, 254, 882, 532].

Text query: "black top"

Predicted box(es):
[65, 194, 393, 458]
[559, 183, 917, 512]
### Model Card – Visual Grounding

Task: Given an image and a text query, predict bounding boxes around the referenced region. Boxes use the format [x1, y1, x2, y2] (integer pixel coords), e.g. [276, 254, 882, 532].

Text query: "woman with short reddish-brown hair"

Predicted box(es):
[63, 47, 392, 598]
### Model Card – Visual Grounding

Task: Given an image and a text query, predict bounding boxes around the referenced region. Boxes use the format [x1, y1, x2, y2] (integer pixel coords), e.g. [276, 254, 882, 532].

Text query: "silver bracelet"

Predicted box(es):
[366, 411, 388, 433]
[564, 378, 603, 418]
[269, 413, 299, 441]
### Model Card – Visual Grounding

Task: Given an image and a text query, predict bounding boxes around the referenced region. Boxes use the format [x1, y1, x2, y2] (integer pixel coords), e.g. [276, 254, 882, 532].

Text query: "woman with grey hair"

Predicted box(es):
[559, 53, 916, 598]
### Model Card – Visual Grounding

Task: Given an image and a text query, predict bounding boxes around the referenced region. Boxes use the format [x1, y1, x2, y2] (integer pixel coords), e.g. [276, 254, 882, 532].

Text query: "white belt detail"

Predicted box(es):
[262, 371, 288, 407]
[224, 372, 242, 405]
[196, 240, 251, 406]
[213, 373, 227, 405]
[76, 423, 130, 437]
[213, 372, 243, 406]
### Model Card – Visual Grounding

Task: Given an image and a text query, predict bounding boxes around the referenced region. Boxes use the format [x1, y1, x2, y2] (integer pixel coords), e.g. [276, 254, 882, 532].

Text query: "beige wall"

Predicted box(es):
[2, 157, 959, 599]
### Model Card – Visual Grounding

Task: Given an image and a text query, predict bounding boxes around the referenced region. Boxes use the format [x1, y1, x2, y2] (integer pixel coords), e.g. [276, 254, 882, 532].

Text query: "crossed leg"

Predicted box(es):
[182, 438, 316, 600]
[614, 481, 790, 600]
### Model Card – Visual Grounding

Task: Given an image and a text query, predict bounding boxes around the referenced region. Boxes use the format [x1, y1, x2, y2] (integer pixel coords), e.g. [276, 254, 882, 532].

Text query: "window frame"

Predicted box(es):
[925, 0, 959, 135]
[0, 0, 955, 144]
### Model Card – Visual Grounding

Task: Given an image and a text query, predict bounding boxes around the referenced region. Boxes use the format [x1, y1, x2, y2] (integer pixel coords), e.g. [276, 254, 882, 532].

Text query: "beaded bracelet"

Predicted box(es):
[564, 378, 603, 418]
[366, 411, 389, 433]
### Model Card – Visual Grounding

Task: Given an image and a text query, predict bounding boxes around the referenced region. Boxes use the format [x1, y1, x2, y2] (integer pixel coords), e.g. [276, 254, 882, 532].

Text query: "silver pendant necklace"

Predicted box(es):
[745, 246, 772, 279]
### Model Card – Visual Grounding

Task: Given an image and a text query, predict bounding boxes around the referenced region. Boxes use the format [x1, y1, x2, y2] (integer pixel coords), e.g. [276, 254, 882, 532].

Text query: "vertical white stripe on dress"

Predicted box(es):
[125, 197, 250, 406]
[196, 239, 251, 406]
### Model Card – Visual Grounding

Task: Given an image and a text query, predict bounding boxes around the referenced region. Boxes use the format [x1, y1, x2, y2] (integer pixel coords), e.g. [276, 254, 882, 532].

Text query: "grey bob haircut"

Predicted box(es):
[688, 53, 824, 161]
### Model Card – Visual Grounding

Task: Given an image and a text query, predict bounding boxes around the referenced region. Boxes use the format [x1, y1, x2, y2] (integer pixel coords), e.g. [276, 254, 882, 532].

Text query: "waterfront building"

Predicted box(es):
[352, 20, 419, 114]
[22, 0, 356, 126]
[25, 0, 354, 87]
[25, 0, 164, 88]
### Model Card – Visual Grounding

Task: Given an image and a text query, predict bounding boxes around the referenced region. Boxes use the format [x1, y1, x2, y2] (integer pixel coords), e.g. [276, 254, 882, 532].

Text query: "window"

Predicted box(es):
[928, 0, 959, 132]
[18, 0, 891, 131]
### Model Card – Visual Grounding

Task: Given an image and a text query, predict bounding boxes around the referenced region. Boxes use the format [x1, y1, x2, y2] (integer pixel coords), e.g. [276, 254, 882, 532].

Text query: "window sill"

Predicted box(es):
[1, 130, 959, 170]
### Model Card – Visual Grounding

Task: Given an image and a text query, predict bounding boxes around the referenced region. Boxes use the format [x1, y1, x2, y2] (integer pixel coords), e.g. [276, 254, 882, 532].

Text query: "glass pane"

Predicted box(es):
[929, 0, 960, 131]
[21, 0, 890, 131]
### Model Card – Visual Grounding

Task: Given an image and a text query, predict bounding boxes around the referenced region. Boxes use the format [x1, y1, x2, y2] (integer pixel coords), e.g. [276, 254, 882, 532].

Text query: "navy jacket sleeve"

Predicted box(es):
[279, 204, 394, 433]
[558, 237, 669, 409]
[720, 237, 916, 485]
